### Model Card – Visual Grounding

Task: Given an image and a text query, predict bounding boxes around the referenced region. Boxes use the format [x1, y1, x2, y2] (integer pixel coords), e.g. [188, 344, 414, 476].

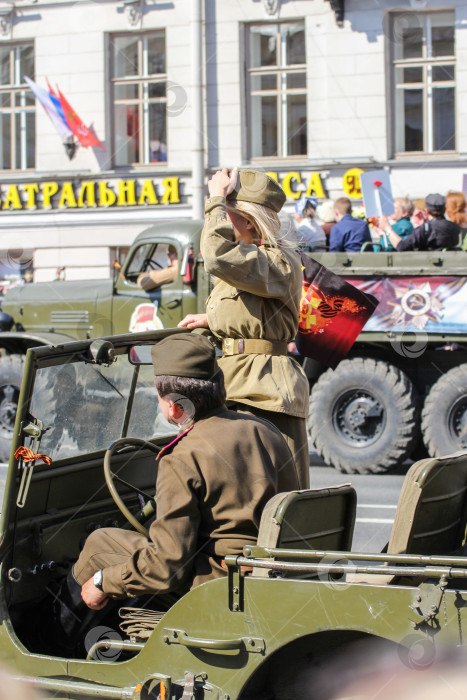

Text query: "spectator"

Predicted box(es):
[445, 191, 467, 231]
[329, 197, 372, 252]
[316, 199, 336, 238]
[412, 207, 429, 227]
[388, 193, 460, 251]
[293, 197, 326, 250]
[373, 196, 414, 251]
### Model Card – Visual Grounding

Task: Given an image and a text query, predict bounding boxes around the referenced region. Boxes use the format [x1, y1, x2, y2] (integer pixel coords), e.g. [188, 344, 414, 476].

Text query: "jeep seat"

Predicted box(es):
[349, 452, 467, 584]
[253, 485, 357, 578]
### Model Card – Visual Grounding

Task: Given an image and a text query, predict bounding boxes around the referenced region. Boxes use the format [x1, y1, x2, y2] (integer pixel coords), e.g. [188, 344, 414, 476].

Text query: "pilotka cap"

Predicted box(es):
[226, 169, 286, 213]
[151, 333, 218, 379]
[425, 193, 446, 210]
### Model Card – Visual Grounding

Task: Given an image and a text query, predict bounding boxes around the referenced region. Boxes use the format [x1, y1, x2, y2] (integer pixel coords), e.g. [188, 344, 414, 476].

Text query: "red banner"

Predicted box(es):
[58, 89, 103, 149]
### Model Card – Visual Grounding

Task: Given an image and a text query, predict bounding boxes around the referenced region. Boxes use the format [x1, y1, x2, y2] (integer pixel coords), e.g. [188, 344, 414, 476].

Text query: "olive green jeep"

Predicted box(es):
[1, 329, 467, 699]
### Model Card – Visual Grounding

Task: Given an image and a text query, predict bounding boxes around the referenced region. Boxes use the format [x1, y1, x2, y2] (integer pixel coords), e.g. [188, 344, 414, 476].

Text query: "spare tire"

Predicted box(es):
[422, 364, 467, 457]
[308, 357, 419, 474]
[0, 354, 24, 462]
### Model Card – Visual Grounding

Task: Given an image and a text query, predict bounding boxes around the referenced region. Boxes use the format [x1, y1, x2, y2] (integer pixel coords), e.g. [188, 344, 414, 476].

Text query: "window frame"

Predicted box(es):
[0, 41, 35, 172]
[390, 10, 456, 158]
[109, 30, 168, 168]
[245, 20, 308, 162]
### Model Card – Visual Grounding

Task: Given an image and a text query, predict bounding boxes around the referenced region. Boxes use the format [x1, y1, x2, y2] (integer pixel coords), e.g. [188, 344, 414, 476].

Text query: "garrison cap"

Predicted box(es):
[425, 193, 446, 210]
[227, 169, 286, 213]
[151, 333, 218, 379]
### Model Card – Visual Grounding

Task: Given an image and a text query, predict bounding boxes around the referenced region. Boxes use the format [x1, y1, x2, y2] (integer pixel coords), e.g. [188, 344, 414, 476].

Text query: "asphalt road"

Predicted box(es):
[0, 456, 406, 554]
[309, 451, 406, 553]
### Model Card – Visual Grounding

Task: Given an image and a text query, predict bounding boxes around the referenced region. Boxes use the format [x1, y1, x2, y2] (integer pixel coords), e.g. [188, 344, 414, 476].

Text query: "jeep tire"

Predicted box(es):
[308, 357, 419, 474]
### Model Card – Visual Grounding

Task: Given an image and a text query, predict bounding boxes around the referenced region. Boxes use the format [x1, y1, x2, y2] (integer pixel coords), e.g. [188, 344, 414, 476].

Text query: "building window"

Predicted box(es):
[0, 43, 35, 170]
[111, 31, 167, 166]
[392, 11, 455, 154]
[246, 22, 307, 159]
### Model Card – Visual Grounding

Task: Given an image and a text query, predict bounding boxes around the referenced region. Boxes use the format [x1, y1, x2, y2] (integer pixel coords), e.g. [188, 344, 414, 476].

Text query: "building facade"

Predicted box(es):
[0, 0, 465, 282]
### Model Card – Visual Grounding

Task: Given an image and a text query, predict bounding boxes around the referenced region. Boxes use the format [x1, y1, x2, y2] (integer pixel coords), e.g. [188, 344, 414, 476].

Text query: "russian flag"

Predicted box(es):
[25, 76, 72, 140]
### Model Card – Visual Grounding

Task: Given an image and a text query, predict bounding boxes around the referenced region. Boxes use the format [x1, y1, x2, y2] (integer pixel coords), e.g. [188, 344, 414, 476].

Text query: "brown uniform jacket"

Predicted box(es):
[202, 196, 309, 418]
[101, 406, 300, 598]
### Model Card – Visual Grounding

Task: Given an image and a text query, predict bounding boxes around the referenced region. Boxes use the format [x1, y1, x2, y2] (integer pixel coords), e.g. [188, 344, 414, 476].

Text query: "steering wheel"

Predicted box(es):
[144, 257, 164, 271]
[104, 437, 161, 537]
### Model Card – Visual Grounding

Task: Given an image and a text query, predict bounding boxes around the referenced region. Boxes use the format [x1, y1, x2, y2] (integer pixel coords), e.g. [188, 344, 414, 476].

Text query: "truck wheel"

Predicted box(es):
[422, 364, 467, 456]
[0, 354, 24, 462]
[308, 357, 419, 474]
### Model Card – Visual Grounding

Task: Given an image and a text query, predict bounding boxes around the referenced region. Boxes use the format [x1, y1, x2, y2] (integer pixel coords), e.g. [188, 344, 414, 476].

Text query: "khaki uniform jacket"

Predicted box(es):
[100, 406, 300, 598]
[202, 196, 309, 419]
[137, 260, 178, 291]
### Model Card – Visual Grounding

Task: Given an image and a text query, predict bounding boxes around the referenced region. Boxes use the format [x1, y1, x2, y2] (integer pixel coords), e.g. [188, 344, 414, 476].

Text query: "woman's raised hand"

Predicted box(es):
[178, 314, 209, 330]
[208, 167, 238, 198]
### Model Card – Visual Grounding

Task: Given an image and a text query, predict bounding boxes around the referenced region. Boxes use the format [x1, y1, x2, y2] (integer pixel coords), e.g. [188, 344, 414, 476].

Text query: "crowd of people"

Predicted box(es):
[291, 190, 467, 253]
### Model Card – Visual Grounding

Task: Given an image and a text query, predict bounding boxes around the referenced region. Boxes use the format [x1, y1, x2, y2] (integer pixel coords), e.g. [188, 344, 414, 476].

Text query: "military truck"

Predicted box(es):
[1, 219, 467, 473]
[1, 327, 467, 699]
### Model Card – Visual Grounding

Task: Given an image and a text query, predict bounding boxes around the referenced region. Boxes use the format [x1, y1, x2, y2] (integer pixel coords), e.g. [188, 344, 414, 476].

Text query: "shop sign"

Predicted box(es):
[0, 171, 328, 211]
[0, 177, 181, 211]
[342, 168, 364, 199]
[267, 171, 326, 199]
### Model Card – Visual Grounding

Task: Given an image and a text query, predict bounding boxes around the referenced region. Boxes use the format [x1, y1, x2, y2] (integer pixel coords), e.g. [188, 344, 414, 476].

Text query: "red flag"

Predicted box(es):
[295, 252, 379, 369]
[57, 88, 104, 149]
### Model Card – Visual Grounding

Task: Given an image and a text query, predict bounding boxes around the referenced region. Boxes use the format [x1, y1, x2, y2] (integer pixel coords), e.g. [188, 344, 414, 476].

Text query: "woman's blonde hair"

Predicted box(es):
[226, 200, 293, 247]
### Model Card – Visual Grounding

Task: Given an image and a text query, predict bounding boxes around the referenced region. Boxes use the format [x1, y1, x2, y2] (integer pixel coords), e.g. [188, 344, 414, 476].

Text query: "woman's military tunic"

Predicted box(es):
[201, 196, 310, 488]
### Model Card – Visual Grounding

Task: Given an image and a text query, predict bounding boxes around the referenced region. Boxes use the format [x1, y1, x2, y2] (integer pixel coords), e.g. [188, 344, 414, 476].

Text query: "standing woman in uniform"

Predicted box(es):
[178, 168, 310, 488]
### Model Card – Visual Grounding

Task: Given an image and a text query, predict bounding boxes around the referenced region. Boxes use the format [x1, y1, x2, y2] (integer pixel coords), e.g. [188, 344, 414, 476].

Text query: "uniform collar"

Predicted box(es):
[156, 425, 194, 460]
[156, 405, 228, 460]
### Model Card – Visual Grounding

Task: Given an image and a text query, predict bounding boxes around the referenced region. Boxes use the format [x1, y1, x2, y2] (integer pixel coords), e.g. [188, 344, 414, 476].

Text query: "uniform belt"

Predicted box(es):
[222, 338, 288, 356]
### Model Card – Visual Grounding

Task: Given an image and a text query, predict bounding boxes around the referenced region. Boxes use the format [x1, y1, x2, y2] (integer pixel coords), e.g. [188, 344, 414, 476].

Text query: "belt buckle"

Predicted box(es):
[238, 339, 245, 354]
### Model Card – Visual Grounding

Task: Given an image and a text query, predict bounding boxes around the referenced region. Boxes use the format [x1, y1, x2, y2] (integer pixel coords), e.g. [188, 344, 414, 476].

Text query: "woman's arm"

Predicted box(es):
[202, 199, 295, 298]
[379, 216, 402, 248]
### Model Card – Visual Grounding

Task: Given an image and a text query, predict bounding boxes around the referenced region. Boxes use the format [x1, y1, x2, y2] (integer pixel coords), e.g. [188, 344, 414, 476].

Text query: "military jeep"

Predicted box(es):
[1, 329, 467, 699]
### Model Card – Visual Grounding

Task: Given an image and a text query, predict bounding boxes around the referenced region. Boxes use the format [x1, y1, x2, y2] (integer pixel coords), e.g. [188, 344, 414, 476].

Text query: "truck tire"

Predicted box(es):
[421, 364, 467, 456]
[0, 354, 24, 462]
[308, 357, 419, 474]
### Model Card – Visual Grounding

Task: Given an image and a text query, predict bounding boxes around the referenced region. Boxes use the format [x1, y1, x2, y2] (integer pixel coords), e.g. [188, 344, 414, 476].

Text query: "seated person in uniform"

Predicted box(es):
[54, 334, 300, 645]
[136, 246, 178, 291]
[382, 194, 460, 252]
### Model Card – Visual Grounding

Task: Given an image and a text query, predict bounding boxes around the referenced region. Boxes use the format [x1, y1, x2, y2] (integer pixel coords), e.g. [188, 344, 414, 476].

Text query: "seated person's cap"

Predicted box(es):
[226, 169, 286, 213]
[295, 197, 318, 217]
[151, 333, 218, 379]
[425, 193, 446, 210]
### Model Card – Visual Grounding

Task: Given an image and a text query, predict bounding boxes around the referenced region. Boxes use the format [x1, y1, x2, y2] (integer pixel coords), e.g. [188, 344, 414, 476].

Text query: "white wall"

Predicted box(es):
[0, 0, 466, 281]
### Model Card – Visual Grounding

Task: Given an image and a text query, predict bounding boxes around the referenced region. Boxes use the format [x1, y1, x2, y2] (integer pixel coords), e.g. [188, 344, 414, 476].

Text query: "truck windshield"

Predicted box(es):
[28, 353, 176, 461]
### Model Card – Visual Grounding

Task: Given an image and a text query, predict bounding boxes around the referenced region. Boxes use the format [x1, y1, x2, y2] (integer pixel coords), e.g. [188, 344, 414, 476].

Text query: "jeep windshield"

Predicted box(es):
[28, 344, 175, 462]
[15, 330, 181, 464]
